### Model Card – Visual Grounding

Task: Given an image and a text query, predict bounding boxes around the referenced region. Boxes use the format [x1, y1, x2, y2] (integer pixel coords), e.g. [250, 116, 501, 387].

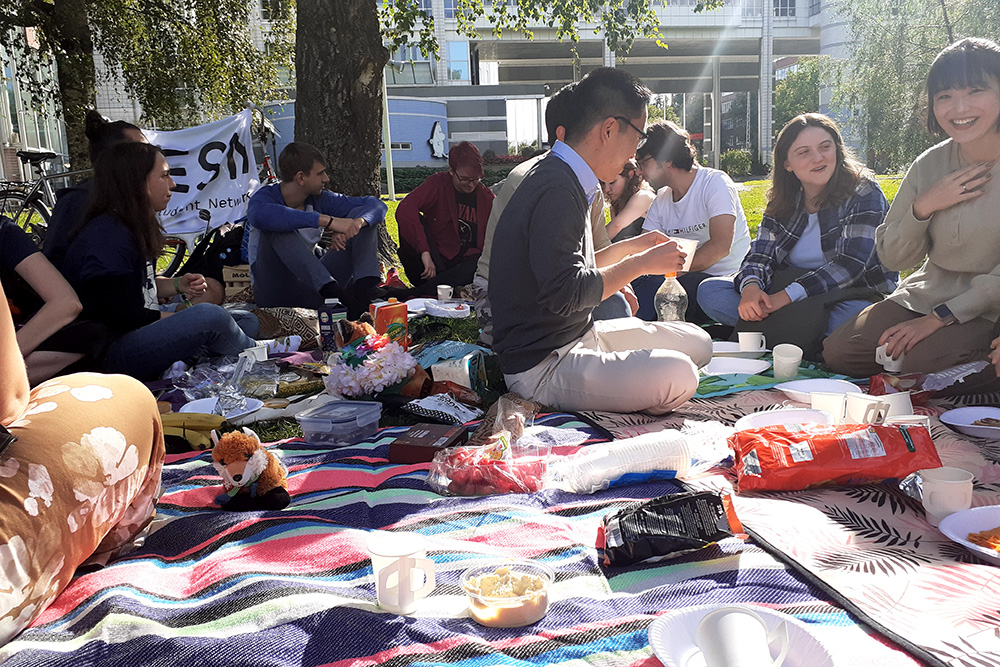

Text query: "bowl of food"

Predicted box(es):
[460, 559, 554, 628]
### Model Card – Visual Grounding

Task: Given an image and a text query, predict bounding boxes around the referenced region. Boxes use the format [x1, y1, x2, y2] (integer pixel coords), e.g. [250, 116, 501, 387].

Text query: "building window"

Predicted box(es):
[447, 41, 470, 81]
[444, 0, 457, 18]
[774, 0, 796, 16]
[390, 142, 413, 151]
[809, 0, 820, 15]
[259, 0, 286, 21]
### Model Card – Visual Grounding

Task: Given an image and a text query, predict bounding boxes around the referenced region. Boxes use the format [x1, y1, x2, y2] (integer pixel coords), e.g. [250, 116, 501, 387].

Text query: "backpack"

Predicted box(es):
[177, 224, 246, 283]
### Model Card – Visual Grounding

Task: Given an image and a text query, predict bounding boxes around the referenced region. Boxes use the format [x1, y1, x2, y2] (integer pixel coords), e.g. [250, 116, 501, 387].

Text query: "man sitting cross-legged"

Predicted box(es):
[489, 67, 712, 415]
[246, 142, 386, 317]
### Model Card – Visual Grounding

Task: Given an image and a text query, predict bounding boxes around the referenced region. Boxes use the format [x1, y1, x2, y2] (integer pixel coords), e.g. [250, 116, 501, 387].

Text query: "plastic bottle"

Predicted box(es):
[318, 298, 348, 362]
[654, 273, 688, 322]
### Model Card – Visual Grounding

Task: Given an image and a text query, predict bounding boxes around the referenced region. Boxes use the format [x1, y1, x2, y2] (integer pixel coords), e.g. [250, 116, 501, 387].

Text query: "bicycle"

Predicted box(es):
[0, 148, 66, 247]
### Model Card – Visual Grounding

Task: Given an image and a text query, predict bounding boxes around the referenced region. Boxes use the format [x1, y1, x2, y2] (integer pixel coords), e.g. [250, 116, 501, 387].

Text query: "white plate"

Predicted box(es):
[701, 357, 771, 376]
[406, 297, 431, 314]
[734, 408, 835, 431]
[179, 397, 264, 421]
[940, 407, 1000, 439]
[712, 341, 769, 359]
[424, 299, 472, 319]
[773, 378, 863, 404]
[939, 505, 1000, 565]
[648, 604, 834, 667]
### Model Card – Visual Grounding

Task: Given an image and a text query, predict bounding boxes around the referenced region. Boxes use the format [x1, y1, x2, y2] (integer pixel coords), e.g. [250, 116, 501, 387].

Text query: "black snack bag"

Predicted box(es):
[601, 491, 745, 567]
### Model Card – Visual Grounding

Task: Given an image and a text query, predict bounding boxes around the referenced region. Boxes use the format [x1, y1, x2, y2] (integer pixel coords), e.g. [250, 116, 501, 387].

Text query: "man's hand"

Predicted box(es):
[879, 314, 946, 358]
[324, 216, 364, 239]
[762, 289, 791, 315]
[327, 232, 348, 251]
[738, 283, 771, 322]
[990, 335, 1000, 374]
[620, 284, 639, 315]
[641, 240, 685, 276]
[420, 251, 437, 279]
[179, 273, 208, 297]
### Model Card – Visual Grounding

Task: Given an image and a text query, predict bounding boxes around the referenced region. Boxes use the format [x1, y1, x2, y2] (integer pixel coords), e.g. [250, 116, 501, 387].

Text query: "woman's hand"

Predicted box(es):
[420, 252, 437, 279]
[179, 273, 208, 297]
[738, 283, 772, 321]
[990, 335, 1000, 374]
[878, 314, 946, 358]
[911, 162, 992, 219]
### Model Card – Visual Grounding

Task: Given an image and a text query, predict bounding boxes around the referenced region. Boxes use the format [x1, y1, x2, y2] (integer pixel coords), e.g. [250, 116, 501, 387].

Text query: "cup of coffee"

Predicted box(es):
[437, 285, 454, 300]
[771, 343, 803, 381]
[919, 467, 974, 527]
[695, 605, 790, 667]
[366, 531, 436, 614]
[738, 332, 767, 353]
[875, 343, 905, 373]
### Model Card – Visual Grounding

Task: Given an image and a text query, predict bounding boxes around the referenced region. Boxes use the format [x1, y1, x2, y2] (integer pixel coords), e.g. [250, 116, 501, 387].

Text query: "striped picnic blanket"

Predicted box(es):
[0, 414, 922, 667]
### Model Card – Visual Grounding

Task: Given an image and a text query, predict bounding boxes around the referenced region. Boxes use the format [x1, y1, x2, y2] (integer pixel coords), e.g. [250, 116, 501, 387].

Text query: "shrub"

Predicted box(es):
[721, 150, 752, 177]
[381, 166, 516, 193]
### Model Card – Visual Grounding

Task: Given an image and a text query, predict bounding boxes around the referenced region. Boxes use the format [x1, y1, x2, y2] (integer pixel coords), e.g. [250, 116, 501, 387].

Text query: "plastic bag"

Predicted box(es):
[728, 423, 942, 492]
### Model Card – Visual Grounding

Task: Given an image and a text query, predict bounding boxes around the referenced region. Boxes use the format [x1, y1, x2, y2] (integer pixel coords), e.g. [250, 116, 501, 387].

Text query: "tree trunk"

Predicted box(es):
[295, 0, 397, 273]
[50, 0, 96, 172]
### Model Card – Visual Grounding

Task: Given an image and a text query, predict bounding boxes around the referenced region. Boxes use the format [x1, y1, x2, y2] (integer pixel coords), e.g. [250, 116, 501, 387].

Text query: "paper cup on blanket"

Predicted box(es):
[810, 392, 847, 424]
[696, 606, 790, 667]
[920, 467, 974, 527]
[844, 394, 887, 425]
[771, 344, 802, 381]
[878, 390, 913, 417]
[366, 531, 436, 614]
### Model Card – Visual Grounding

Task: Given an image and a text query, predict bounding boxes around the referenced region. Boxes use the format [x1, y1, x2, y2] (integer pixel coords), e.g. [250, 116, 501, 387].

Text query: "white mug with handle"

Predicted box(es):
[695, 606, 790, 667]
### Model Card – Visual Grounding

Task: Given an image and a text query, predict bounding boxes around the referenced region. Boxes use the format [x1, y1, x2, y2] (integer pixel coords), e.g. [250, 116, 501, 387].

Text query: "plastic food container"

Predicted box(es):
[460, 559, 554, 627]
[295, 400, 382, 446]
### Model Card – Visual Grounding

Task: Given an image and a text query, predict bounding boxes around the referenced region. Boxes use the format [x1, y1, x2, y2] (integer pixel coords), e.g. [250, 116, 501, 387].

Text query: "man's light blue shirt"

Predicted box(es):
[551, 140, 600, 205]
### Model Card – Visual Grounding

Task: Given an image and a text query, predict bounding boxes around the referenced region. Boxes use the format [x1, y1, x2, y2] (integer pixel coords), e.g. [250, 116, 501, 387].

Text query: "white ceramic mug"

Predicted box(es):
[877, 391, 913, 417]
[844, 394, 888, 425]
[884, 414, 932, 430]
[437, 285, 454, 300]
[920, 467, 974, 527]
[810, 391, 847, 424]
[367, 531, 436, 614]
[771, 343, 803, 381]
[695, 606, 790, 667]
[875, 343, 905, 373]
[738, 332, 767, 352]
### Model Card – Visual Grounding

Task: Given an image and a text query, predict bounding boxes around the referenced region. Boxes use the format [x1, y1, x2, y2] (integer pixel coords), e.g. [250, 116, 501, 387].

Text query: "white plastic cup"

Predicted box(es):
[810, 391, 848, 424]
[671, 237, 699, 273]
[695, 606, 790, 667]
[875, 343, 905, 373]
[920, 467, 974, 527]
[844, 394, 888, 425]
[878, 391, 913, 417]
[437, 285, 454, 300]
[884, 414, 932, 430]
[738, 332, 767, 352]
[366, 531, 436, 614]
[771, 343, 803, 381]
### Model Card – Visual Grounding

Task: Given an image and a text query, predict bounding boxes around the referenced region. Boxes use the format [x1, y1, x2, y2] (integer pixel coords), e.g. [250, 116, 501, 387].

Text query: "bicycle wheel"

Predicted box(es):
[158, 236, 188, 277]
[0, 190, 50, 247]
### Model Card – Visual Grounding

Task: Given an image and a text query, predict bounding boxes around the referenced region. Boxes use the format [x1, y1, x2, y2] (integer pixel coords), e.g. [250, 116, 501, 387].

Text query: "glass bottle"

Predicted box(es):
[654, 273, 688, 322]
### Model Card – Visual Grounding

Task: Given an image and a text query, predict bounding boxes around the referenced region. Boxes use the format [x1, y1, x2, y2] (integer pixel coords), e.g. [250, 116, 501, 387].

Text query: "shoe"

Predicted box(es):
[261, 335, 302, 355]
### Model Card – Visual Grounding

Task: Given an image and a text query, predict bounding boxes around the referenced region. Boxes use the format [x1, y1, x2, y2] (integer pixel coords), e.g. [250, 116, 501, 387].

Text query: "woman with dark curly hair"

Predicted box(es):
[602, 158, 654, 243]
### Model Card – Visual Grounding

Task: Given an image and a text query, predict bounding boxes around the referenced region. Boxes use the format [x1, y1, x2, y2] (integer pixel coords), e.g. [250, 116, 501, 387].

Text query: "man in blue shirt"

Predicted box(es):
[247, 142, 386, 316]
[489, 68, 711, 415]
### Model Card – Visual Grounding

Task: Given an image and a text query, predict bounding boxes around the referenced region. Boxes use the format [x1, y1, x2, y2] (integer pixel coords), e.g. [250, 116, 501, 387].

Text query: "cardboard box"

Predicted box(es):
[222, 264, 251, 298]
[430, 350, 487, 395]
[369, 299, 409, 349]
[388, 423, 468, 464]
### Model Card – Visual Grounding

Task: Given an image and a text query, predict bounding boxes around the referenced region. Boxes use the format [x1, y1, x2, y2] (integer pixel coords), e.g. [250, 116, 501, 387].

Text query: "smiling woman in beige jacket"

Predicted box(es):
[824, 37, 1000, 378]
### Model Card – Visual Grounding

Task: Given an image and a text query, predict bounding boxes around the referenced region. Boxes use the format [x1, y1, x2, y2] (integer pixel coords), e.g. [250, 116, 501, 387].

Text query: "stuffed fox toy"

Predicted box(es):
[211, 428, 290, 511]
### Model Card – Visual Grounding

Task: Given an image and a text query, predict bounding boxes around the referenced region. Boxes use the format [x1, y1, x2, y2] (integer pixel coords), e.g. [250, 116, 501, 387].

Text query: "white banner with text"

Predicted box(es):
[145, 109, 259, 235]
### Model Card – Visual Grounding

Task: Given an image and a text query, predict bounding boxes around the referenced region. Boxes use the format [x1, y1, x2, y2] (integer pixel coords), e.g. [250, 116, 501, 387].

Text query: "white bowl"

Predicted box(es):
[773, 378, 863, 404]
[938, 505, 1000, 565]
[648, 604, 834, 667]
[734, 408, 835, 431]
[701, 358, 772, 376]
[712, 341, 769, 359]
[940, 407, 1000, 439]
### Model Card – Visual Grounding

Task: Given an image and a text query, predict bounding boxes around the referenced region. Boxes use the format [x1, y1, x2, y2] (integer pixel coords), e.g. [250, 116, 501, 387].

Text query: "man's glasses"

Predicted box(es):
[614, 116, 648, 141]
[452, 171, 482, 185]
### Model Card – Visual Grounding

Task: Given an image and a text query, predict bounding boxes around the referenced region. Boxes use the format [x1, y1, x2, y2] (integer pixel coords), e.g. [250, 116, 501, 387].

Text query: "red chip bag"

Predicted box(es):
[728, 423, 942, 492]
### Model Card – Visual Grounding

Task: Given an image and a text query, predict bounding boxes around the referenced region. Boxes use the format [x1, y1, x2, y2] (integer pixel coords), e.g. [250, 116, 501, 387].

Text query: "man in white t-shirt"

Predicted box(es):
[632, 121, 751, 323]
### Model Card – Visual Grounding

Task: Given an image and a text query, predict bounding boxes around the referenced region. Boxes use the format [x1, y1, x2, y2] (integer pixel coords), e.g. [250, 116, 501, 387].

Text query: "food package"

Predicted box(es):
[728, 423, 942, 492]
[601, 491, 745, 567]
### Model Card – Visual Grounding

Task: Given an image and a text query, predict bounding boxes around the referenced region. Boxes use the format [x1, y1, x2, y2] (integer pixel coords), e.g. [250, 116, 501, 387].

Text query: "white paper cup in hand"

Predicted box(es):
[876, 343, 905, 373]
[671, 237, 699, 273]
[437, 285, 454, 300]
[366, 531, 436, 614]
[771, 343, 803, 381]
[738, 332, 767, 352]
[920, 467, 974, 527]
[695, 606, 790, 667]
